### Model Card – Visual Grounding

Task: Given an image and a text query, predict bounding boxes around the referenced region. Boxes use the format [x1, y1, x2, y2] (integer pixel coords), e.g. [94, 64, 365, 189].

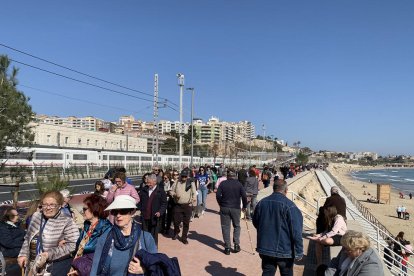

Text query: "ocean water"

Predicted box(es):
[351, 169, 414, 193]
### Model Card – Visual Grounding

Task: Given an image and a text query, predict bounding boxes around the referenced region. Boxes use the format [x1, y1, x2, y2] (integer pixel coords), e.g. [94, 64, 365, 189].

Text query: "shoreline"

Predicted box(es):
[328, 163, 414, 242]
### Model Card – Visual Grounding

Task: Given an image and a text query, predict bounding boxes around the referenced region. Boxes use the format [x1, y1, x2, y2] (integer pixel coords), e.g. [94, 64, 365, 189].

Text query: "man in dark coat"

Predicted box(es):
[237, 165, 248, 188]
[316, 186, 347, 233]
[139, 174, 167, 245]
[216, 169, 247, 255]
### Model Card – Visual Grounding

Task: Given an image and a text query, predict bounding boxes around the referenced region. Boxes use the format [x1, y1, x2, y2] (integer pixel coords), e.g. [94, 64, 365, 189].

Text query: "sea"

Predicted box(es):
[351, 169, 414, 193]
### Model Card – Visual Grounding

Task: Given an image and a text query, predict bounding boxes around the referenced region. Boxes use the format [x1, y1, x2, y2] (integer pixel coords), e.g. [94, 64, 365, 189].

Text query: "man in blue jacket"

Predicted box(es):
[253, 179, 303, 276]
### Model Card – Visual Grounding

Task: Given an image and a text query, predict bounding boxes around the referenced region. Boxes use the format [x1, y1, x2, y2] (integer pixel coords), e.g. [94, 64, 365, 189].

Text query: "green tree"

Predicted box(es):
[0, 55, 34, 160]
[296, 152, 309, 164]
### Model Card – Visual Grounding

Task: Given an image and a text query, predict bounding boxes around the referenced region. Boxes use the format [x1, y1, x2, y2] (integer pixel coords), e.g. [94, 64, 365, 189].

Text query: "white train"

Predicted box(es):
[2, 146, 252, 169]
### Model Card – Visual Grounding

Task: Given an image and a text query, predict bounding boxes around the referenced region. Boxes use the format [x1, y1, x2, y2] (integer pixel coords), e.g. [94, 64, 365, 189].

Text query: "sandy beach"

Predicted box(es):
[328, 163, 414, 242]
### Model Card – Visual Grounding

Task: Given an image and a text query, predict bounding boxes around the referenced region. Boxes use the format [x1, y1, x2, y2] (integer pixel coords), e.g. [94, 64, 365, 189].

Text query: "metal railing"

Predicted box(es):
[287, 190, 318, 230]
[324, 169, 393, 239]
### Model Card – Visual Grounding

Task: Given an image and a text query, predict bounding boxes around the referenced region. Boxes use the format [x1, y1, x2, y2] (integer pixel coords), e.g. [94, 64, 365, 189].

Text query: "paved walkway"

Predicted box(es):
[71, 185, 307, 275]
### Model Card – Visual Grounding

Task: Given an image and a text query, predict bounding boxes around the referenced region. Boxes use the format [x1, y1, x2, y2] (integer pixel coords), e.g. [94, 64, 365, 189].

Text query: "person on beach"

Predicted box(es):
[397, 206, 402, 219]
[310, 205, 347, 266]
[410, 193, 413, 200]
[316, 230, 384, 276]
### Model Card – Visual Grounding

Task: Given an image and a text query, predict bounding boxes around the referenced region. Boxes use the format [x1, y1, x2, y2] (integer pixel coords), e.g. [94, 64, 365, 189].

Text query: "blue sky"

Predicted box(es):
[2, 1, 414, 155]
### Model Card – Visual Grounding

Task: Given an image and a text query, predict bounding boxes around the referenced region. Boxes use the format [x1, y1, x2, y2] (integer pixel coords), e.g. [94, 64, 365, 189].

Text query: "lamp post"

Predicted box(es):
[186, 87, 195, 167]
[177, 73, 185, 169]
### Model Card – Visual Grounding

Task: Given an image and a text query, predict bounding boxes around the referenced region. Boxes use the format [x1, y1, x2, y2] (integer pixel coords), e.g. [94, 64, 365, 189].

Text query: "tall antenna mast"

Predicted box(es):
[152, 74, 159, 166]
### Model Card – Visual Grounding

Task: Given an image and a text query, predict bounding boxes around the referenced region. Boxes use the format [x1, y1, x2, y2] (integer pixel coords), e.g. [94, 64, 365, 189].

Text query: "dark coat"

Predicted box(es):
[139, 185, 167, 225]
[324, 193, 347, 219]
[216, 179, 247, 209]
[133, 249, 181, 276]
[0, 221, 25, 257]
[237, 169, 247, 186]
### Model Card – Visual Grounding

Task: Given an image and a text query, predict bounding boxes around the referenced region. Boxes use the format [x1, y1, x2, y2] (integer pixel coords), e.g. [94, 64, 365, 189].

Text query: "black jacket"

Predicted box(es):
[216, 179, 247, 209]
[324, 193, 347, 219]
[138, 185, 167, 225]
[237, 169, 248, 186]
[0, 221, 25, 257]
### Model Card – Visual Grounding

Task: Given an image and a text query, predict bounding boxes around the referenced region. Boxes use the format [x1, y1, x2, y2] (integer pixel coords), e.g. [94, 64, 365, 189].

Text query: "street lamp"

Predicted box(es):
[186, 87, 195, 167]
[177, 73, 185, 169]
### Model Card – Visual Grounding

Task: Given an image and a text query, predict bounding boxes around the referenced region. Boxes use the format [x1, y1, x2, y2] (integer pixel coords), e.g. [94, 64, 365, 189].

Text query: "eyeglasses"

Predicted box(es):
[11, 214, 19, 217]
[153, 169, 159, 172]
[41, 204, 59, 209]
[110, 209, 132, 216]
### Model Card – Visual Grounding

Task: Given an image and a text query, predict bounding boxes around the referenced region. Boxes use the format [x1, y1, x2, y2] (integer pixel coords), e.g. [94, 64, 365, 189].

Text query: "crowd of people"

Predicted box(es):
[0, 163, 401, 276]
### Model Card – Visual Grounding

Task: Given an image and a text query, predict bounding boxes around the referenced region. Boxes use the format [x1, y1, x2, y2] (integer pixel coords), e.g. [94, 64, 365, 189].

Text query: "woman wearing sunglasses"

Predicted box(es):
[68, 194, 111, 276]
[90, 195, 157, 276]
[17, 190, 80, 275]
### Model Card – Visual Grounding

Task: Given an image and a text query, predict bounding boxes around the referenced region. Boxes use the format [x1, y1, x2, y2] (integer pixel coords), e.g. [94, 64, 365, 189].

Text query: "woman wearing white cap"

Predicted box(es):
[90, 195, 157, 276]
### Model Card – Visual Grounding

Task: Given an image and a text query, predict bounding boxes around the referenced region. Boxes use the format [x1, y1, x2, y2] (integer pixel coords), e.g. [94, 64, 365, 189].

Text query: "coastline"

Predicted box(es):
[328, 163, 414, 242]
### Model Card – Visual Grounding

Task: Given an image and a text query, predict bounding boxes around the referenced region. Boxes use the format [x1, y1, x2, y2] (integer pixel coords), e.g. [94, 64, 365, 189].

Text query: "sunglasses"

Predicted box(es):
[110, 209, 133, 216]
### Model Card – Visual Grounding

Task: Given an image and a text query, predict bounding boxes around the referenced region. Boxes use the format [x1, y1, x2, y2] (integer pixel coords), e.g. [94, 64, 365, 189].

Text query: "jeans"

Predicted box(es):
[246, 194, 257, 219]
[197, 185, 208, 210]
[260, 254, 294, 276]
[142, 218, 161, 245]
[220, 207, 241, 248]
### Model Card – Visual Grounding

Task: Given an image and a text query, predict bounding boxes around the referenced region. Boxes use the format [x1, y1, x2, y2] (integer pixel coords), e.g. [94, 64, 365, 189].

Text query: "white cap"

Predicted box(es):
[105, 195, 137, 211]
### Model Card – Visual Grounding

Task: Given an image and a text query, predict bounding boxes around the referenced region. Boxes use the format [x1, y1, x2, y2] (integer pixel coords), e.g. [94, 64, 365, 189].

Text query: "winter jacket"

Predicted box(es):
[253, 192, 303, 259]
[0, 221, 25, 257]
[138, 186, 167, 225]
[324, 193, 347, 219]
[245, 176, 259, 196]
[135, 249, 181, 276]
[325, 247, 384, 276]
[216, 179, 247, 209]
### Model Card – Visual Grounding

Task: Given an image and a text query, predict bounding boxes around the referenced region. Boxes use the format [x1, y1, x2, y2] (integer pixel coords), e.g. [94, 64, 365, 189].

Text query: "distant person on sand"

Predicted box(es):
[410, 193, 412, 200]
[397, 206, 402, 218]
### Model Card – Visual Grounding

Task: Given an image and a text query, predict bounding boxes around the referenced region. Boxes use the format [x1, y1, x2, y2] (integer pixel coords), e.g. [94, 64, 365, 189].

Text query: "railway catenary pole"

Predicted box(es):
[177, 73, 185, 169]
[186, 87, 195, 167]
[152, 74, 159, 166]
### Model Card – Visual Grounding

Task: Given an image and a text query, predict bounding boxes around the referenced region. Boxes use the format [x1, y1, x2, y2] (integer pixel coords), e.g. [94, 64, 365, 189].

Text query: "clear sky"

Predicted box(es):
[2, 1, 414, 155]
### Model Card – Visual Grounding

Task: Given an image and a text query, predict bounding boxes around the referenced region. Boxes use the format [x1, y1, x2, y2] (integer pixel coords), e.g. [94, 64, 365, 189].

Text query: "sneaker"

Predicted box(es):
[224, 248, 231, 255]
[234, 244, 241, 253]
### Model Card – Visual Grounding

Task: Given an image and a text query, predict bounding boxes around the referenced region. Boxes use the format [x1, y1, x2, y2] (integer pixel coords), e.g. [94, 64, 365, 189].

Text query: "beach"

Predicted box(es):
[328, 163, 414, 242]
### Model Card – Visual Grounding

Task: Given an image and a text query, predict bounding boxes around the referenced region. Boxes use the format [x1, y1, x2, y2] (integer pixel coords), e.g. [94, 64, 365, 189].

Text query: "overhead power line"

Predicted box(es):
[20, 84, 154, 116]
[0, 42, 179, 107]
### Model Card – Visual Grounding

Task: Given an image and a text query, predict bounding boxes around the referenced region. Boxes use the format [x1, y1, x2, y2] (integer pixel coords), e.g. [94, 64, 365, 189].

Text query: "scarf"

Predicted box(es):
[97, 221, 141, 276]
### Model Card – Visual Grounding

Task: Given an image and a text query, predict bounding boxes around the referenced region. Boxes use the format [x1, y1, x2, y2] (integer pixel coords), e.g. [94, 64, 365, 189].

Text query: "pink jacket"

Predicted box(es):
[323, 214, 347, 238]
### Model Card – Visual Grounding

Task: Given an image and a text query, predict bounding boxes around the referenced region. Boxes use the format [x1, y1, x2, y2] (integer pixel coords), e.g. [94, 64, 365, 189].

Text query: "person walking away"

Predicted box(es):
[217, 163, 225, 178]
[237, 165, 248, 189]
[138, 174, 167, 245]
[316, 186, 346, 234]
[253, 179, 303, 276]
[195, 166, 210, 216]
[169, 170, 197, 244]
[261, 166, 272, 189]
[216, 169, 247, 255]
[397, 206, 402, 219]
[245, 168, 259, 220]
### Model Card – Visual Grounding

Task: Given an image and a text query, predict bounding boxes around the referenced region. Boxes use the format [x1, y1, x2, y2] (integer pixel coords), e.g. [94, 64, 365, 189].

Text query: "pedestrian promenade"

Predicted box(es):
[71, 183, 307, 275]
